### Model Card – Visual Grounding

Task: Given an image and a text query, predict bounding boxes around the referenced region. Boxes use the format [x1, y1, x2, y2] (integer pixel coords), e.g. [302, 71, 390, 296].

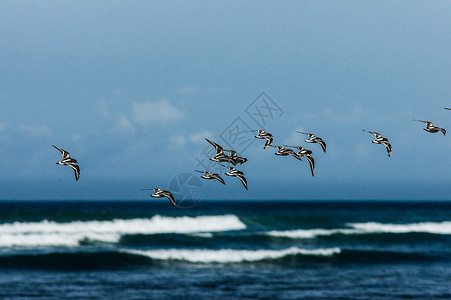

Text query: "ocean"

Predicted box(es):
[0, 200, 450, 299]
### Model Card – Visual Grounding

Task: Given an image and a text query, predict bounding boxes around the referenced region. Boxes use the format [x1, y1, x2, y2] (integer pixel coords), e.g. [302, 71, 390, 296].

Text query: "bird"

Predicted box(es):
[224, 149, 247, 165]
[52, 145, 80, 181]
[252, 130, 274, 149]
[283, 145, 315, 176]
[413, 120, 446, 135]
[195, 170, 225, 185]
[445, 107, 451, 110]
[205, 138, 231, 163]
[297, 131, 327, 152]
[362, 130, 392, 157]
[221, 165, 248, 190]
[142, 188, 176, 207]
[268, 145, 303, 161]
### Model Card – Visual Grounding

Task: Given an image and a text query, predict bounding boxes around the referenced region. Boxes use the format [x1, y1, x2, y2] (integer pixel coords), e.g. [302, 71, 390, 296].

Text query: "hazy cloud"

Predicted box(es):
[170, 135, 187, 147]
[170, 130, 213, 147]
[188, 130, 213, 144]
[132, 100, 183, 128]
[116, 115, 135, 133]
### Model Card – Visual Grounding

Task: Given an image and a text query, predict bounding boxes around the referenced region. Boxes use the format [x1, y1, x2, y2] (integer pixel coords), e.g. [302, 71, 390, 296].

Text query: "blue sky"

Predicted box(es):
[0, 1, 450, 200]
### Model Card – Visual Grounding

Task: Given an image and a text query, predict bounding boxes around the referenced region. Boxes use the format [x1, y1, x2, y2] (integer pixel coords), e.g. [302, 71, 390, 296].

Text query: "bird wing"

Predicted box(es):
[205, 138, 223, 154]
[296, 131, 310, 136]
[444, 107, 451, 110]
[68, 163, 80, 181]
[236, 174, 248, 190]
[52, 145, 71, 159]
[413, 119, 428, 124]
[290, 152, 303, 161]
[362, 129, 376, 135]
[164, 192, 176, 207]
[317, 139, 327, 152]
[439, 127, 447, 135]
[214, 174, 226, 185]
[305, 155, 315, 177]
[381, 141, 392, 157]
[264, 136, 273, 149]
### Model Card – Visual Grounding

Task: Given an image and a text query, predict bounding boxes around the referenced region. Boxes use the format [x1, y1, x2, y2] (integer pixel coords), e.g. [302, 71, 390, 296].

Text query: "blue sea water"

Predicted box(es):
[0, 200, 450, 299]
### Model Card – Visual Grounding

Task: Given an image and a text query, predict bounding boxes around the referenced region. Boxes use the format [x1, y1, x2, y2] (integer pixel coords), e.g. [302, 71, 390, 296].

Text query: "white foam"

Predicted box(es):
[348, 221, 451, 234]
[0, 215, 245, 248]
[266, 228, 355, 239]
[123, 247, 341, 263]
[265, 221, 451, 239]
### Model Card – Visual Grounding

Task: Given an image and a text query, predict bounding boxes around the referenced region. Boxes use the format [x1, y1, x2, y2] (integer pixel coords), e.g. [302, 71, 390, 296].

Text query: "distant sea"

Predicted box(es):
[0, 200, 450, 299]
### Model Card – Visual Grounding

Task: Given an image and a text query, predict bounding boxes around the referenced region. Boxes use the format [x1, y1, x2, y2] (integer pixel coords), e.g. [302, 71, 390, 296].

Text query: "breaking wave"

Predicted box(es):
[0, 215, 246, 248]
[266, 221, 451, 239]
[122, 247, 341, 263]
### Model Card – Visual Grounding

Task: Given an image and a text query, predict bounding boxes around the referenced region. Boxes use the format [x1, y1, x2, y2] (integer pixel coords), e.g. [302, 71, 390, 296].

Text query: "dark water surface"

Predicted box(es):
[0, 200, 450, 299]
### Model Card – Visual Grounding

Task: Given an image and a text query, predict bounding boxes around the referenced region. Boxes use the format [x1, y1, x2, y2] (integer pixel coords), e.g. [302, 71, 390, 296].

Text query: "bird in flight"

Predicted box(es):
[284, 145, 315, 176]
[142, 188, 176, 207]
[221, 165, 248, 190]
[297, 131, 327, 153]
[224, 149, 247, 165]
[52, 145, 80, 181]
[205, 138, 231, 163]
[362, 130, 392, 157]
[269, 145, 303, 161]
[195, 170, 225, 185]
[413, 120, 446, 135]
[252, 130, 274, 149]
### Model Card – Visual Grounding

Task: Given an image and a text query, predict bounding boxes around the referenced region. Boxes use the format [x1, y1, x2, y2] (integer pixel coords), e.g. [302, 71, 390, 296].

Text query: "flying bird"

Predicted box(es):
[269, 145, 302, 161]
[195, 170, 225, 185]
[362, 130, 392, 157]
[52, 145, 80, 181]
[297, 131, 327, 152]
[221, 165, 248, 190]
[413, 120, 446, 135]
[252, 130, 274, 149]
[205, 138, 231, 163]
[444, 107, 451, 110]
[284, 145, 315, 176]
[142, 188, 176, 207]
[225, 149, 247, 165]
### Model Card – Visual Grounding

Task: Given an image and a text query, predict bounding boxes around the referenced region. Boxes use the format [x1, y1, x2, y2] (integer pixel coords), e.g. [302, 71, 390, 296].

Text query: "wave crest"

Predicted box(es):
[266, 221, 451, 239]
[122, 247, 341, 263]
[0, 215, 246, 248]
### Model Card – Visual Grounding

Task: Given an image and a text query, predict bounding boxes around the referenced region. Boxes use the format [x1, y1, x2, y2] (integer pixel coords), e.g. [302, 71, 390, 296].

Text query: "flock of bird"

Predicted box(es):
[52, 107, 450, 207]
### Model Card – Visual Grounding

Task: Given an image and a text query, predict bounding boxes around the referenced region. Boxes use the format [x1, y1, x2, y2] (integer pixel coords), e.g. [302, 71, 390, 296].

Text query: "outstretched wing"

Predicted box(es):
[444, 107, 451, 110]
[382, 142, 392, 157]
[290, 152, 303, 161]
[363, 130, 381, 139]
[68, 163, 80, 181]
[305, 155, 315, 177]
[52, 145, 70, 159]
[296, 131, 310, 136]
[317, 138, 326, 153]
[363, 129, 376, 135]
[205, 138, 223, 154]
[236, 174, 248, 190]
[213, 174, 226, 185]
[164, 191, 176, 207]
[439, 127, 447, 135]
